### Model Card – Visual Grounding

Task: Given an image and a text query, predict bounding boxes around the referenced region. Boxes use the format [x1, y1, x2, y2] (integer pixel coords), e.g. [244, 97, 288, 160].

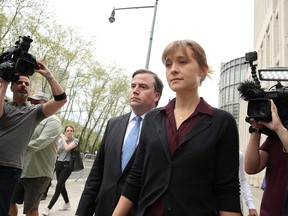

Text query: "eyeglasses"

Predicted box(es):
[66, 130, 73, 132]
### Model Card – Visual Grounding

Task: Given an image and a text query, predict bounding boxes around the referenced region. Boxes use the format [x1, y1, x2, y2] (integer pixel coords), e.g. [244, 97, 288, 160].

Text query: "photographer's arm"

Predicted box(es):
[245, 100, 287, 174]
[60, 134, 78, 151]
[35, 62, 67, 117]
[245, 120, 268, 174]
[275, 126, 288, 152]
[0, 78, 9, 118]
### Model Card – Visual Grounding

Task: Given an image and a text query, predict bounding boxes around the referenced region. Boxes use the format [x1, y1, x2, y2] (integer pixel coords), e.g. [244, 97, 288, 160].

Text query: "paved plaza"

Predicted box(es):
[16, 159, 264, 216]
[16, 179, 264, 216]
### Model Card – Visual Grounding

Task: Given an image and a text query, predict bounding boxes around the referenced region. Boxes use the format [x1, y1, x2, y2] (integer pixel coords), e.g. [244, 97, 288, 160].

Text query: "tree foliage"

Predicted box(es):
[0, 0, 131, 152]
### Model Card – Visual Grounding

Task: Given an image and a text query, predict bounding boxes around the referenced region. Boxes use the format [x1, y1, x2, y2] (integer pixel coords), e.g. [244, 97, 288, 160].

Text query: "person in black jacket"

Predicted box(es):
[113, 40, 241, 216]
[75, 69, 163, 216]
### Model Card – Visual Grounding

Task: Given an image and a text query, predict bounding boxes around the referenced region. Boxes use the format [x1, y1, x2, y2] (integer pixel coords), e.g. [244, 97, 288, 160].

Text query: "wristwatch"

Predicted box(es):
[249, 126, 261, 134]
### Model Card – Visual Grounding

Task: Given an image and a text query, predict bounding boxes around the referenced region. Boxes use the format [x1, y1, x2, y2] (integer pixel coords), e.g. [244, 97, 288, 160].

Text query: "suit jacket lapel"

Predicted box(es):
[153, 112, 171, 162]
[116, 113, 130, 174]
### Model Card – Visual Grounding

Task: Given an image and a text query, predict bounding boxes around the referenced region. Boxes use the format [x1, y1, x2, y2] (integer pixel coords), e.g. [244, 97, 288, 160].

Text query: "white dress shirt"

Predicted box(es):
[239, 151, 256, 212]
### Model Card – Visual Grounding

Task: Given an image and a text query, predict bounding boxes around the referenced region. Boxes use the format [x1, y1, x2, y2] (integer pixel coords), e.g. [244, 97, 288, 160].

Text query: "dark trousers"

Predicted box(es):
[47, 161, 72, 209]
[43, 180, 52, 197]
[0, 166, 21, 216]
[44, 163, 56, 197]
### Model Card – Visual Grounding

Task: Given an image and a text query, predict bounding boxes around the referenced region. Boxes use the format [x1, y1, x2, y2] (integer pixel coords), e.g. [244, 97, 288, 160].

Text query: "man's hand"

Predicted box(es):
[34, 61, 52, 78]
[37, 61, 67, 117]
[0, 74, 10, 118]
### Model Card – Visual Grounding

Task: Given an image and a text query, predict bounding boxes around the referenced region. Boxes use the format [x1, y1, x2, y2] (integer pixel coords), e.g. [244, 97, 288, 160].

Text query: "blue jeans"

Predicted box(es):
[0, 166, 22, 216]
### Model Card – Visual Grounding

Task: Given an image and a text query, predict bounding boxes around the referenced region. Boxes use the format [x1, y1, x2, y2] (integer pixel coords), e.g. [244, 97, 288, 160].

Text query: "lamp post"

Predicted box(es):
[108, 0, 159, 69]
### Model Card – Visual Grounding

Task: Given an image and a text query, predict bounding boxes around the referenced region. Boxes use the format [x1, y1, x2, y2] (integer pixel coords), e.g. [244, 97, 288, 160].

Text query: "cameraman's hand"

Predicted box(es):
[34, 61, 52, 78]
[249, 118, 262, 129]
[0, 77, 9, 85]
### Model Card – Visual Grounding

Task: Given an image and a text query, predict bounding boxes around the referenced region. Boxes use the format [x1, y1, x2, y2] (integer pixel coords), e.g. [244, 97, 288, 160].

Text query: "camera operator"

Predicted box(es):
[245, 99, 288, 215]
[0, 61, 67, 216]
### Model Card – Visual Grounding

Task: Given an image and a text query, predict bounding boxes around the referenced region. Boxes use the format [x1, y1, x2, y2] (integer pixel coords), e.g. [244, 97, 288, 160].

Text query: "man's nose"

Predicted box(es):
[132, 86, 140, 94]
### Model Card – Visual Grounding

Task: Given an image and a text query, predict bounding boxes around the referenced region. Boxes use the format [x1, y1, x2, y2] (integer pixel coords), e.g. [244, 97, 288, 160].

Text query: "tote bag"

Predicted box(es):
[69, 146, 84, 172]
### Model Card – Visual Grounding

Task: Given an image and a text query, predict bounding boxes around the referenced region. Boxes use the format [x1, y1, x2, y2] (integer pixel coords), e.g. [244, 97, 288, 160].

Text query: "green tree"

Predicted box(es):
[0, 0, 131, 152]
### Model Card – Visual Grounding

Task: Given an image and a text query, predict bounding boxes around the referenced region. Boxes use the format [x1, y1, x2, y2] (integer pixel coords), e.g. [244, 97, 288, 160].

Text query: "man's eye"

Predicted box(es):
[138, 85, 147, 89]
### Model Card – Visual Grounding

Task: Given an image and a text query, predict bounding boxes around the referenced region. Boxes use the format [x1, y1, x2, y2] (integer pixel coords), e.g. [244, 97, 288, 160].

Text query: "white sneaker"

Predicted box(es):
[42, 208, 50, 215]
[59, 202, 71, 211]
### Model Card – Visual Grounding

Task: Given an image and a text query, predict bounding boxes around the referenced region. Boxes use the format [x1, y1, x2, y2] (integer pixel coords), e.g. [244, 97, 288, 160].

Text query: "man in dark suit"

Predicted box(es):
[75, 69, 163, 216]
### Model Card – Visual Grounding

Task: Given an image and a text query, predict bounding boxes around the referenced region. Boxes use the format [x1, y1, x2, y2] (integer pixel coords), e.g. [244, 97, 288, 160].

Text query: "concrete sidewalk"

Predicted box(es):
[17, 178, 264, 216]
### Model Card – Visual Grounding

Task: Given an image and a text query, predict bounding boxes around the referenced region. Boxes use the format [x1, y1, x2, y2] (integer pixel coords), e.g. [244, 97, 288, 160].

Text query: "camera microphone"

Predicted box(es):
[238, 80, 265, 100]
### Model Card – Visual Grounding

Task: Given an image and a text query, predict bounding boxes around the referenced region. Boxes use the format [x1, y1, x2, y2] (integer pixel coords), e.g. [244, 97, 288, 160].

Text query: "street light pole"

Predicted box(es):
[108, 0, 159, 69]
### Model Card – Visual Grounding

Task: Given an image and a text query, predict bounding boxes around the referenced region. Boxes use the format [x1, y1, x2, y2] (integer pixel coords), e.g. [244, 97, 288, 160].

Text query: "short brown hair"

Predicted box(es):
[132, 69, 163, 106]
[162, 40, 213, 80]
[64, 125, 75, 132]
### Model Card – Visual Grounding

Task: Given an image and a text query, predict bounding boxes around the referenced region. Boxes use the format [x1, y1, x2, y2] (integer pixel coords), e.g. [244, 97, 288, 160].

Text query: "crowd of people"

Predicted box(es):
[0, 38, 287, 216]
[9, 92, 62, 216]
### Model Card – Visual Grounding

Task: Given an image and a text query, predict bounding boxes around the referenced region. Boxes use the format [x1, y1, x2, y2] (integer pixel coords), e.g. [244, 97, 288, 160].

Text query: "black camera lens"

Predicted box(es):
[15, 58, 35, 76]
[247, 99, 271, 121]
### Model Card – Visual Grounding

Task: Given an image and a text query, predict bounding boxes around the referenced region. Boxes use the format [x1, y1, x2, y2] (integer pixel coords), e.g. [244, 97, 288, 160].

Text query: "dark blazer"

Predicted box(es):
[75, 112, 137, 216]
[122, 107, 241, 216]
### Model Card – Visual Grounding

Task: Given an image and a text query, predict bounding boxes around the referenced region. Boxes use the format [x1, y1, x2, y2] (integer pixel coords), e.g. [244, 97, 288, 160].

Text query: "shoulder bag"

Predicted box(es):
[69, 146, 84, 172]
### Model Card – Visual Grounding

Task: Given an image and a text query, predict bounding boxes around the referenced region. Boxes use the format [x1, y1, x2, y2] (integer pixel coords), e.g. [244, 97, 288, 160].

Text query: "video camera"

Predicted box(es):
[0, 36, 39, 82]
[238, 51, 288, 135]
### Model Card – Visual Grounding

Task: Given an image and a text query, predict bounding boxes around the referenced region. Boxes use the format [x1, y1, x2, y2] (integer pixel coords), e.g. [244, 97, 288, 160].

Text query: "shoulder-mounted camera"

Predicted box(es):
[0, 36, 39, 82]
[238, 51, 288, 135]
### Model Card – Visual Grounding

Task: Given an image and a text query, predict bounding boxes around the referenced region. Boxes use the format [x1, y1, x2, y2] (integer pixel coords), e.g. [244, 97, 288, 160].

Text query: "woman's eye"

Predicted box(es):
[165, 63, 172, 67]
[179, 60, 187, 64]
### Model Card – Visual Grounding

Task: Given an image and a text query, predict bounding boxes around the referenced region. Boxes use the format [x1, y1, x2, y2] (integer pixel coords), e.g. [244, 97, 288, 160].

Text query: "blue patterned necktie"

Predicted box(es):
[121, 116, 142, 171]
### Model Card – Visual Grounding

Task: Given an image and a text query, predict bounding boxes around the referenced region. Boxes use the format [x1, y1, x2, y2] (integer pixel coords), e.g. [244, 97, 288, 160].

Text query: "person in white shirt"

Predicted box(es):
[239, 151, 258, 216]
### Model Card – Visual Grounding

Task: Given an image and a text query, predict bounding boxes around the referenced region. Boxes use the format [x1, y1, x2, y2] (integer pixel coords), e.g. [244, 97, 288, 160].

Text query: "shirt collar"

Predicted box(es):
[129, 111, 146, 122]
[161, 97, 213, 116]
